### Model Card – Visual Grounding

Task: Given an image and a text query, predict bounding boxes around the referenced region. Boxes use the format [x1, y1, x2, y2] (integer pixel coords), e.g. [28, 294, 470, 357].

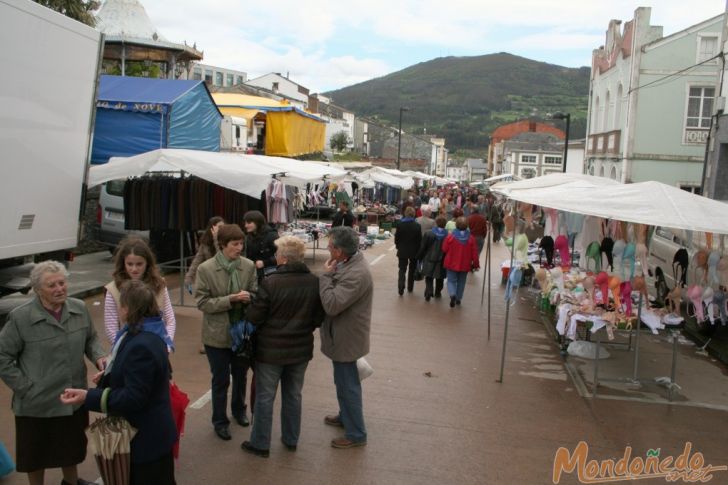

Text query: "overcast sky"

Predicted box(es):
[138, 0, 725, 92]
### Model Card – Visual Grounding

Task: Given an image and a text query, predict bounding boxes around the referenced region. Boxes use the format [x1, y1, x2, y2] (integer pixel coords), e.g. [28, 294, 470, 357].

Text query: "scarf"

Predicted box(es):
[400, 217, 415, 223]
[215, 251, 243, 323]
[453, 228, 471, 245]
[107, 316, 174, 375]
[432, 227, 448, 241]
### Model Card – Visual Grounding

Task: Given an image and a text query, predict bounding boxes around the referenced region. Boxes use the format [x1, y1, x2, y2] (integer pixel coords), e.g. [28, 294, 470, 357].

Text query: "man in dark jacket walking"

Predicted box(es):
[394, 206, 422, 295]
[241, 236, 324, 457]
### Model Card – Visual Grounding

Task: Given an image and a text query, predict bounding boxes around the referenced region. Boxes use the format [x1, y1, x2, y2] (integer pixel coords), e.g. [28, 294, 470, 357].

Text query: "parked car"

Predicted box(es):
[646, 226, 721, 302]
[97, 180, 149, 251]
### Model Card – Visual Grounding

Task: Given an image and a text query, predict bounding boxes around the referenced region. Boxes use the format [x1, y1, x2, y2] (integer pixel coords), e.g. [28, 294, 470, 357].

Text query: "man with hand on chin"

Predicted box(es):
[319, 227, 373, 449]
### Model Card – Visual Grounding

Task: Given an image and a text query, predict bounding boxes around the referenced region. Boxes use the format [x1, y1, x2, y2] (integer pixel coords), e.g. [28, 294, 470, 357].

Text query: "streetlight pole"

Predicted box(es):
[397, 107, 409, 170]
[551, 112, 570, 173]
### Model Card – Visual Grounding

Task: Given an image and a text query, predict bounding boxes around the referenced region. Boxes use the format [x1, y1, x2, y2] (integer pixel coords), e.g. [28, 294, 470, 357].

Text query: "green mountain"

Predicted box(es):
[326, 52, 590, 151]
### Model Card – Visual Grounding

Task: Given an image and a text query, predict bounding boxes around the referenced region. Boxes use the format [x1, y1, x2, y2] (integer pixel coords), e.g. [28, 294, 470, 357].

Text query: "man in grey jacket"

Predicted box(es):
[319, 227, 373, 448]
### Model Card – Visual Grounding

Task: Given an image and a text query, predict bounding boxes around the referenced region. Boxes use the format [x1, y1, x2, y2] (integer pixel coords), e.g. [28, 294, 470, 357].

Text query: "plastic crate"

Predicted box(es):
[381, 222, 393, 232]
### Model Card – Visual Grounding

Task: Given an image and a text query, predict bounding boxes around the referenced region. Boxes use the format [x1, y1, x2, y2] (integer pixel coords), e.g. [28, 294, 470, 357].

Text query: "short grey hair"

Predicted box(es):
[30, 260, 68, 290]
[275, 236, 305, 264]
[421, 205, 431, 216]
[329, 227, 359, 257]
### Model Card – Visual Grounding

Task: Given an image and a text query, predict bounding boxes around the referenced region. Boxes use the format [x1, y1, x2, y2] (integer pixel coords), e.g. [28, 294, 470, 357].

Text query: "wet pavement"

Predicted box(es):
[1, 239, 727, 484]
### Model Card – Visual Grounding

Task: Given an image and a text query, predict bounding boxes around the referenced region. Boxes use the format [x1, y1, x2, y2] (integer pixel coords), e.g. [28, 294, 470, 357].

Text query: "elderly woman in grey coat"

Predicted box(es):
[0, 261, 105, 485]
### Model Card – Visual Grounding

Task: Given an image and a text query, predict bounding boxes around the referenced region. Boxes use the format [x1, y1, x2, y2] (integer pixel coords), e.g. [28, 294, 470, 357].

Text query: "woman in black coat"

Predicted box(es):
[61, 279, 177, 485]
[417, 215, 448, 301]
[395, 206, 422, 295]
[243, 211, 279, 282]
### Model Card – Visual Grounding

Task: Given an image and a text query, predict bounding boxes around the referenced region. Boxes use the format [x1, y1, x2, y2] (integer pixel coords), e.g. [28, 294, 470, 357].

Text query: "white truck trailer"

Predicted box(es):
[0, 0, 103, 295]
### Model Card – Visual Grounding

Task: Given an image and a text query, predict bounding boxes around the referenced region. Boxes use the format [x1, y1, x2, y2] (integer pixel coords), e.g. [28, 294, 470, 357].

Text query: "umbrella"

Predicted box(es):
[87, 416, 137, 485]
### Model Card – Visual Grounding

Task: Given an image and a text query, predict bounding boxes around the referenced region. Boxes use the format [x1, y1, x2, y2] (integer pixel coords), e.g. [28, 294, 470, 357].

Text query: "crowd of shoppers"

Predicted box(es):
[0, 186, 498, 477]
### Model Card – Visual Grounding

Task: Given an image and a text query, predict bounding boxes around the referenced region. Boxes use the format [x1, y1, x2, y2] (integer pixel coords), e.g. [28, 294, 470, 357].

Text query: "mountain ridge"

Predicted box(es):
[325, 52, 590, 150]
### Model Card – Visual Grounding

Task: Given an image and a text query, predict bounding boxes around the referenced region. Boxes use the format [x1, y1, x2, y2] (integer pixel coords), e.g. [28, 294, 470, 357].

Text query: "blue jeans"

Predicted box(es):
[447, 270, 468, 301]
[333, 361, 367, 443]
[205, 345, 249, 428]
[249, 361, 308, 450]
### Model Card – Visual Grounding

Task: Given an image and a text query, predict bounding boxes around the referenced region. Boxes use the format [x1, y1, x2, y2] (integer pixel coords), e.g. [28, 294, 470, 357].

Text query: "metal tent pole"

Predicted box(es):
[487, 232, 492, 342]
[497, 224, 517, 383]
[632, 293, 643, 382]
[480, 226, 489, 305]
[179, 231, 185, 306]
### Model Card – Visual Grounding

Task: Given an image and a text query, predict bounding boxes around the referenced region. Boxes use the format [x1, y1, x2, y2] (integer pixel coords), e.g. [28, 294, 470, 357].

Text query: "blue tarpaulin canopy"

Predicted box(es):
[91, 75, 222, 164]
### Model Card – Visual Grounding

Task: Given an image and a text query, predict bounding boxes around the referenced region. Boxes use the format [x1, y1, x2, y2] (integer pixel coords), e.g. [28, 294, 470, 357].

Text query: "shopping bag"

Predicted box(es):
[169, 381, 190, 460]
[0, 440, 15, 478]
[357, 357, 374, 381]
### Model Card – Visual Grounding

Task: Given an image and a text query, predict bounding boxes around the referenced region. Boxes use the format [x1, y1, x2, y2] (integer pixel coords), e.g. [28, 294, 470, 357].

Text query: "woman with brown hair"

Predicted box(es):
[61, 279, 177, 485]
[243, 210, 279, 283]
[104, 237, 176, 346]
[185, 216, 225, 353]
[195, 224, 258, 440]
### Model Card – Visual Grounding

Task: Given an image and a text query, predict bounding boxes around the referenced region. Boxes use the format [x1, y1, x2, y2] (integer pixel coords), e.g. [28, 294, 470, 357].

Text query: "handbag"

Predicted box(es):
[230, 320, 256, 367]
[414, 261, 424, 281]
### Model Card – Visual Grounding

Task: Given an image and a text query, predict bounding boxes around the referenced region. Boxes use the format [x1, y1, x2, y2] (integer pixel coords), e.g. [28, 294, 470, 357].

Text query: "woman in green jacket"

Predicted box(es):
[0, 261, 105, 485]
[195, 224, 258, 441]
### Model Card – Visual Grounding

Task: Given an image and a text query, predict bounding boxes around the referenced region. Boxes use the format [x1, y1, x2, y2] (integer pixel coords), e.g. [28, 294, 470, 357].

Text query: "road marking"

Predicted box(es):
[370, 255, 386, 266]
[190, 390, 212, 409]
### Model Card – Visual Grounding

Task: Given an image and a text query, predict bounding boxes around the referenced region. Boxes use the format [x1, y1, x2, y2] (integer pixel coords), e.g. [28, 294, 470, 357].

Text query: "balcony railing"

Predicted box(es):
[587, 130, 621, 156]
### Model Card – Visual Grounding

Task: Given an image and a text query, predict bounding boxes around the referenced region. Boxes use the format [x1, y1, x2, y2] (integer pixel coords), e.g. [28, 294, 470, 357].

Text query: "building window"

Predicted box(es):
[544, 156, 562, 165]
[272, 82, 279, 93]
[193, 68, 202, 80]
[685, 86, 715, 143]
[236, 76, 244, 85]
[204, 70, 213, 84]
[680, 184, 702, 195]
[520, 154, 536, 164]
[697, 35, 719, 63]
[226, 73, 234, 86]
[215, 72, 223, 86]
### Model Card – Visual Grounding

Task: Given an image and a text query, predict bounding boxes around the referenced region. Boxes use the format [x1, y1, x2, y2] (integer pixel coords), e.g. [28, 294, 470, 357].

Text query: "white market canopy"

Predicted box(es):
[404, 170, 436, 181]
[492, 172, 619, 193]
[484, 173, 521, 184]
[492, 173, 728, 235]
[88, 148, 347, 199]
[355, 167, 415, 190]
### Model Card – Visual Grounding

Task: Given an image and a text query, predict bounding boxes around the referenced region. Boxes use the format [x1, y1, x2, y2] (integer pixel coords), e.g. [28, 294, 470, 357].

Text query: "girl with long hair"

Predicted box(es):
[104, 237, 176, 346]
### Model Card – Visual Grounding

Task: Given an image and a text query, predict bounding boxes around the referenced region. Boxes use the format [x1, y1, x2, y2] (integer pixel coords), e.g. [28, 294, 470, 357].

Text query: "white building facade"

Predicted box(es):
[586, 8, 722, 187]
[192, 63, 247, 87]
[246, 73, 309, 109]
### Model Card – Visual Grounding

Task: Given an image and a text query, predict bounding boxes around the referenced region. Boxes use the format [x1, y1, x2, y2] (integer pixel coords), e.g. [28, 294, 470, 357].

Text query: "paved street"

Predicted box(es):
[1, 239, 727, 484]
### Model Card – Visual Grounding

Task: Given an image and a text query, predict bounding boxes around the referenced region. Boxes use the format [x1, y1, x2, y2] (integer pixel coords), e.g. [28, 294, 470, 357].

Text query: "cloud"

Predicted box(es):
[126, 0, 724, 90]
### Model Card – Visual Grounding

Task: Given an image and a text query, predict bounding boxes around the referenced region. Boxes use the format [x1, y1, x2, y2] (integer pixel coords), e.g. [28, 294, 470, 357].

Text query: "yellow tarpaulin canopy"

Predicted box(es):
[265, 110, 325, 157]
[211, 92, 325, 157]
